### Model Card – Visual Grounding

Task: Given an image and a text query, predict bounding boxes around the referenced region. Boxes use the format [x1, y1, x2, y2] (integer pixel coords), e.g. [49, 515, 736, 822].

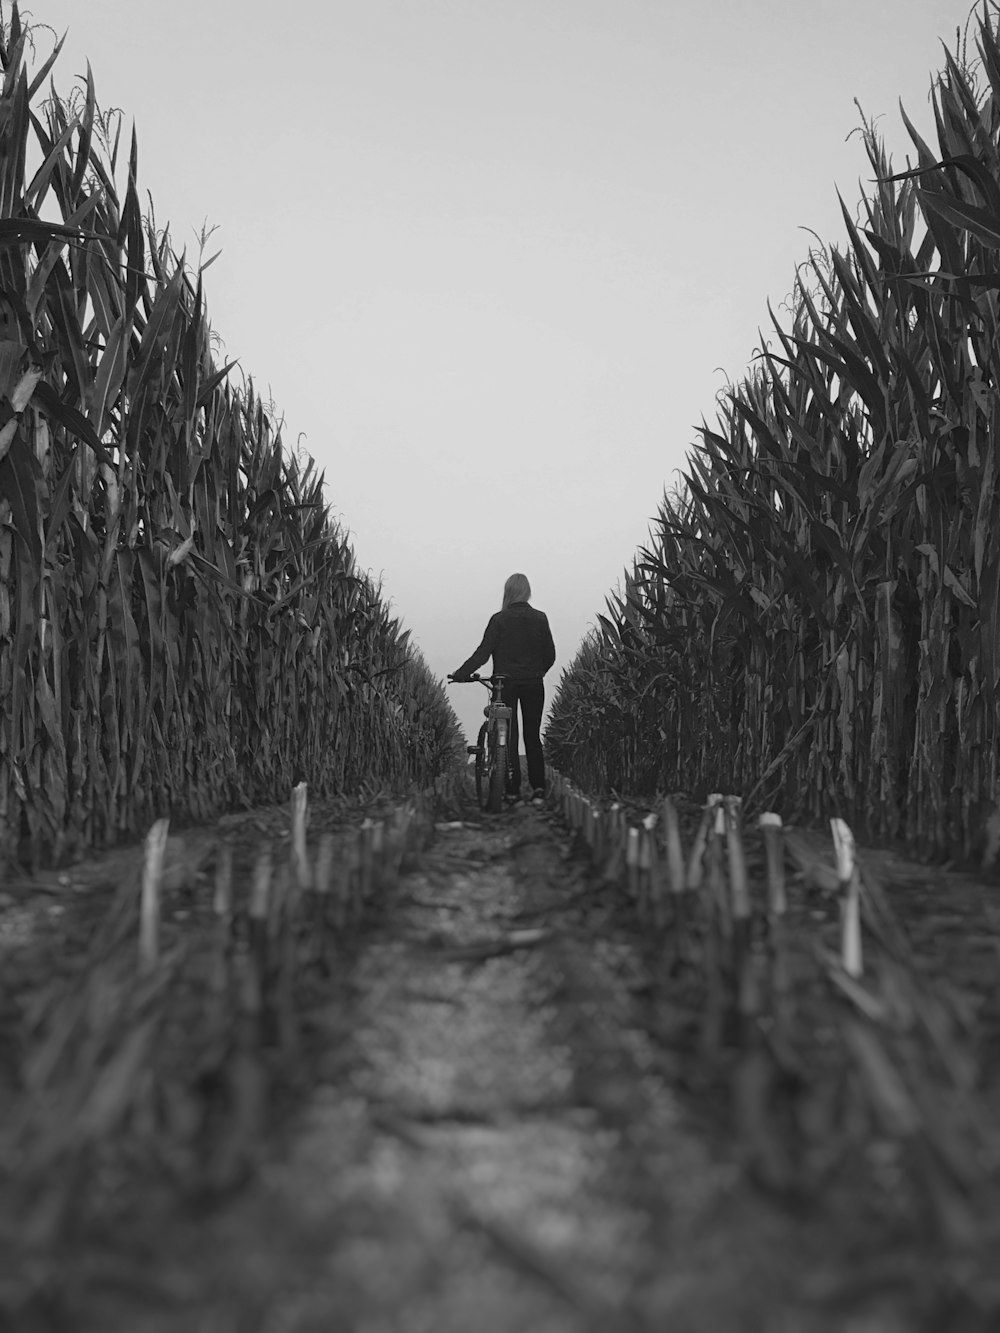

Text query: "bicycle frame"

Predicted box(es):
[481, 674, 512, 748]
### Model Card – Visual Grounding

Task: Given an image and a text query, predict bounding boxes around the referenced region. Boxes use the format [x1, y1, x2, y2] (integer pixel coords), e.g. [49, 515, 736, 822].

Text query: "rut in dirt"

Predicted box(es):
[287, 808, 715, 1332]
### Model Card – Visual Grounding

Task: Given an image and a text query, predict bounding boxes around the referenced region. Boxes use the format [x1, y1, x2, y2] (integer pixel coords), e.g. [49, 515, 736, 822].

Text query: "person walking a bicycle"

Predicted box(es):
[450, 573, 556, 804]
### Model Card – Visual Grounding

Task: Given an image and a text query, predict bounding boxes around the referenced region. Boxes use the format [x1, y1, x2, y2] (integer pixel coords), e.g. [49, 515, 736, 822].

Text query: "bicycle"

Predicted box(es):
[447, 673, 512, 814]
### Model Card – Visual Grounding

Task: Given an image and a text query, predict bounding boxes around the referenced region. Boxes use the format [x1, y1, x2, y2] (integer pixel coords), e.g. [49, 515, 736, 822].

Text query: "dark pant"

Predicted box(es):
[501, 679, 545, 794]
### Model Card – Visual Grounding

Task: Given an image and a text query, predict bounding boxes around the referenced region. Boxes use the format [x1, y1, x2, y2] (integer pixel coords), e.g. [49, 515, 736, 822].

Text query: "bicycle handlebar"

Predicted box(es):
[447, 672, 505, 685]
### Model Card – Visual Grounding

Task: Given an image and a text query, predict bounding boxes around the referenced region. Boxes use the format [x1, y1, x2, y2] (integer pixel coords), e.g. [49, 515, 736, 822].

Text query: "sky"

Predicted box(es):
[15, 0, 971, 747]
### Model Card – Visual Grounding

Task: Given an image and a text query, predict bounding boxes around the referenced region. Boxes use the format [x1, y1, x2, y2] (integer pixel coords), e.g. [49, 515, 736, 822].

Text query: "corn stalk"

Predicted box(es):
[0, 4, 464, 868]
[547, 11, 1000, 859]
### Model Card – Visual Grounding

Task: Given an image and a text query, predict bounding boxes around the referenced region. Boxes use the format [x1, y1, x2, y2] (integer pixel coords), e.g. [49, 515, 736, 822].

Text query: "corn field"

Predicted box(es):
[0, 6, 463, 870]
[547, 10, 1000, 862]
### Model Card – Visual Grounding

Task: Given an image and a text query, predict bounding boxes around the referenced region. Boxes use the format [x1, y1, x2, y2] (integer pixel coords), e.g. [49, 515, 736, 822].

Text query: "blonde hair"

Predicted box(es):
[502, 573, 531, 608]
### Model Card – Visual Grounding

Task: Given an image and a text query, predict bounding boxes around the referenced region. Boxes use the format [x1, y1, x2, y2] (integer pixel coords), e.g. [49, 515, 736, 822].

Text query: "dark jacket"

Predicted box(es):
[454, 602, 556, 683]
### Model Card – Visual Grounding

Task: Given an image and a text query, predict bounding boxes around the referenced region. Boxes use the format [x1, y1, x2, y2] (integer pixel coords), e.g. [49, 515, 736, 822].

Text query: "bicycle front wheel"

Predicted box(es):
[474, 722, 490, 810]
[487, 741, 507, 814]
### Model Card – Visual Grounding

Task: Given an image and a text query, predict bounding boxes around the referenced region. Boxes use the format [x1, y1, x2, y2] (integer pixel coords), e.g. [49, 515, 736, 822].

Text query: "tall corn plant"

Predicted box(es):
[0, 5, 463, 868]
[547, 10, 1000, 859]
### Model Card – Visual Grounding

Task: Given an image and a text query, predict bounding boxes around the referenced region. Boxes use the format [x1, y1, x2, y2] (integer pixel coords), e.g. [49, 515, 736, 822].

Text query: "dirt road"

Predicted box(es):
[3, 795, 997, 1331]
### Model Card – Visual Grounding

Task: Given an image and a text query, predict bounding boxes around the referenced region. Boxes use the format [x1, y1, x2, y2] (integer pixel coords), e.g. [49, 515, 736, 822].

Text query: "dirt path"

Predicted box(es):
[4, 798, 998, 1331]
[57, 812, 849, 1331]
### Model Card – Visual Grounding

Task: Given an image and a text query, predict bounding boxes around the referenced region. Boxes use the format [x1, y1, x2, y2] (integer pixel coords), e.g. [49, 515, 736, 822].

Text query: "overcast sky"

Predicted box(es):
[23, 0, 968, 747]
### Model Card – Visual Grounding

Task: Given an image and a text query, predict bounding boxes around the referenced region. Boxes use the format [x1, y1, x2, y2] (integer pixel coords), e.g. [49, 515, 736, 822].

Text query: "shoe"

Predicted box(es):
[530, 789, 545, 806]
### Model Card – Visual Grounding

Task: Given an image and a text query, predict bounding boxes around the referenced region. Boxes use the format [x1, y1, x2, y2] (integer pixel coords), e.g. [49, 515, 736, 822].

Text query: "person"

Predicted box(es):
[451, 573, 556, 804]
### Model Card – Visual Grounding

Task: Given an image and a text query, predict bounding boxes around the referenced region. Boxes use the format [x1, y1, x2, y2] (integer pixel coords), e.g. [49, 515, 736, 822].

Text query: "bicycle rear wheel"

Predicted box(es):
[474, 722, 490, 810]
[487, 740, 506, 814]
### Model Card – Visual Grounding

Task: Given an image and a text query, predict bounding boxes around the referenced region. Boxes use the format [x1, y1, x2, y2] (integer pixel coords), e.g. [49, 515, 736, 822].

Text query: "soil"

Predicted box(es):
[1, 786, 999, 1332]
